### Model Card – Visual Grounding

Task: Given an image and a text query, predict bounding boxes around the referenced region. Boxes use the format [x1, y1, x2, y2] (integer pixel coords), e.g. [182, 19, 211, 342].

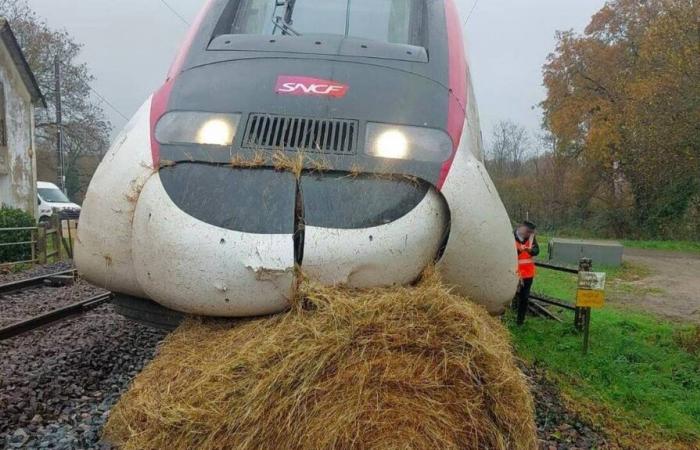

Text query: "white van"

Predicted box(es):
[37, 181, 81, 222]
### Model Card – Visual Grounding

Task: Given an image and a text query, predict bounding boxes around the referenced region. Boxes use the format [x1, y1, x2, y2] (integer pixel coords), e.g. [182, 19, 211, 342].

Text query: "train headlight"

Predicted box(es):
[374, 130, 409, 159]
[365, 123, 453, 162]
[155, 112, 241, 146]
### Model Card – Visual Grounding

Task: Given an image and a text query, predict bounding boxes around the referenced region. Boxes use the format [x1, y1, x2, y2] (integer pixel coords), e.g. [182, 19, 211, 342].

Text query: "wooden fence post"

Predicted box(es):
[51, 214, 62, 261]
[30, 228, 36, 267]
[36, 225, 46, 265]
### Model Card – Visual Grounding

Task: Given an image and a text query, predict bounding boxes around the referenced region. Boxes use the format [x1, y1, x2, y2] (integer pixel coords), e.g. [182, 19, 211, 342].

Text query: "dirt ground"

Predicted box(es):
[616, 248, 700, 324]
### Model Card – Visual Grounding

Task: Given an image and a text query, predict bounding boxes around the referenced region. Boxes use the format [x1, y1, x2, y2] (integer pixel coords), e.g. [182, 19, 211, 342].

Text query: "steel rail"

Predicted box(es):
[0, 269, 77, 295]
[528, 300, 564, 322]
[0, 293, 112, 341]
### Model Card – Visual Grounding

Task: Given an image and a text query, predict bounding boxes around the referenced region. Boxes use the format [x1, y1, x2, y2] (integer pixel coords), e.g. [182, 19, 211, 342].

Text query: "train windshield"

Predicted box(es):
[225, 0, 424, 46]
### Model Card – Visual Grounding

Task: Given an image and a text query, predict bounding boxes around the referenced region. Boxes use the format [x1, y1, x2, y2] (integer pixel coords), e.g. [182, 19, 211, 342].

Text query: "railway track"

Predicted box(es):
[0, 269, 77, 295]
[0, 269, 112, 341]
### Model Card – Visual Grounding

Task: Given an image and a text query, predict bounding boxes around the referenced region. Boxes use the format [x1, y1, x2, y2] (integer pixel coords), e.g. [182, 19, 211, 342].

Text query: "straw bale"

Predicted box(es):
[105, 270, 536, 450]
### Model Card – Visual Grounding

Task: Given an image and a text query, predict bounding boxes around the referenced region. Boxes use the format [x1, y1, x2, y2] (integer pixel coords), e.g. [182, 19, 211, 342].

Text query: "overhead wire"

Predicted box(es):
[89, 86, 129, 122]
[80, 1, 191, 127]
[463, 0, 480, 27]
[159, 0, 190, 26]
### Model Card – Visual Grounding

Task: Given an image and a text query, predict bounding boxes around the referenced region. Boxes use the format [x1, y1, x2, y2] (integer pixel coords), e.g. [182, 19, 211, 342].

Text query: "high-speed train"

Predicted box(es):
[75, 0, 518, 328]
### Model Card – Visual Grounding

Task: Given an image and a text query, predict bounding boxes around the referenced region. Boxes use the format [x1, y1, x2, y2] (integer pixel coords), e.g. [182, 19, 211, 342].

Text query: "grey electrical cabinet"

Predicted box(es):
[548, 238, 624, 267]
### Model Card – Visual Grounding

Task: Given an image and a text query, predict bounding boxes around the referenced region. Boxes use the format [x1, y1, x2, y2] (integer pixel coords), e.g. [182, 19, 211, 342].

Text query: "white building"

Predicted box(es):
[0, 18, 45, 218]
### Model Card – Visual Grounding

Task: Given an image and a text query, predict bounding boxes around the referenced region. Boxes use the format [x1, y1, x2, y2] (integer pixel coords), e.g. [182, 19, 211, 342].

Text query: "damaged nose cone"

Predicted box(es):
[131, 172, 296, 317]
[300, 173, 448, 287]
[128, 165, 448, 317]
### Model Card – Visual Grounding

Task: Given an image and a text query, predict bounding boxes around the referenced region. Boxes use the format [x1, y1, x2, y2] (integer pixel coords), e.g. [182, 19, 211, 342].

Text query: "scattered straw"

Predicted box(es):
[123, 183, 143, 205]
[104, 270, 537, 450]
[348, 163, 364, 178]
[230, 152, 268, 169]
[306, 154, 332, 173]
[272, 150, 305, 178]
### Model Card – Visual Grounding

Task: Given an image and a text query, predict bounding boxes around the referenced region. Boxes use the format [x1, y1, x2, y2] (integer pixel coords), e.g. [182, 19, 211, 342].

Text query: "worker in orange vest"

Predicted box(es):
[515, 221, 539, 325]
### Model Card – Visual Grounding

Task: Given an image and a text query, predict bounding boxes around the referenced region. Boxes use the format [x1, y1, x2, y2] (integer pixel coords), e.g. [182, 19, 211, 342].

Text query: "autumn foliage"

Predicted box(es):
[499, 0, 699, 238]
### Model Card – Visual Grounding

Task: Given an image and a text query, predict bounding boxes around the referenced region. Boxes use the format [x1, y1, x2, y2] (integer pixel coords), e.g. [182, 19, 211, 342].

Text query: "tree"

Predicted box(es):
[486, 125, 579, 231]
[0, 0, 111, 200]
[541, 0, 700, 238]
[486, 120, 531, 179]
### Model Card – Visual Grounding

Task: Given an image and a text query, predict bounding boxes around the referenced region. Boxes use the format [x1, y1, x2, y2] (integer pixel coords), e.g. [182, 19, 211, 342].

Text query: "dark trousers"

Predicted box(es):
[517, 277, 534, 325]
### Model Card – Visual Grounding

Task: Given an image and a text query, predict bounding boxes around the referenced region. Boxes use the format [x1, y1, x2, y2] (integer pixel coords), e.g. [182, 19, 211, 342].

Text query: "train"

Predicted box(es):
[75, 0, 518, 328]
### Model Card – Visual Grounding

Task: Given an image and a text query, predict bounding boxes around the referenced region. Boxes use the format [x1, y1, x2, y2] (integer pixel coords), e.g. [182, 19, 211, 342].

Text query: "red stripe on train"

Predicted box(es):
[151, 0, 216, 165]
[437, 0, 468, 190]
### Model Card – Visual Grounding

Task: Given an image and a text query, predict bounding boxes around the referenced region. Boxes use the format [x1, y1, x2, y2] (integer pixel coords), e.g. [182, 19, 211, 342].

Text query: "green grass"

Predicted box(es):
[621, 239, 700, 254]
[514, 236, 700, 443]
[508, 310, 700, 443]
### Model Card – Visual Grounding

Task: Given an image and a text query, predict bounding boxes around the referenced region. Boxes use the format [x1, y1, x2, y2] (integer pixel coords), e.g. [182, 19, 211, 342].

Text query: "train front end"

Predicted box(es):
[75, 0, 518, 322]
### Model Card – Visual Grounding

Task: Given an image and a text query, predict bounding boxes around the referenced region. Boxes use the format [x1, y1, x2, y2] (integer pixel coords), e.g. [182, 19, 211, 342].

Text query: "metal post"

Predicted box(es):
[575, 258, 592, 331]
[54, 56, 65, 193]
[582, 307, 591, 354]
[574, 307, 582, 331]
[578, 258, 593, 354]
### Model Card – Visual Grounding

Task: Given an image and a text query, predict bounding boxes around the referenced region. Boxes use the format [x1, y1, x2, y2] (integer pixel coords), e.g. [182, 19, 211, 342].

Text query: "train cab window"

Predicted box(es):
[223, 0, 424, 46]
[230, 0, 275, 34]
[347, 0, 420, 45]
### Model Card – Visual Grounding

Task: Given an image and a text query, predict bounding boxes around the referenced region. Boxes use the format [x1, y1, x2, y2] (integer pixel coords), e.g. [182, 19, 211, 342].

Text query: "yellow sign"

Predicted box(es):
[576, 289, 605, 308]
[576, 271, 606, 308]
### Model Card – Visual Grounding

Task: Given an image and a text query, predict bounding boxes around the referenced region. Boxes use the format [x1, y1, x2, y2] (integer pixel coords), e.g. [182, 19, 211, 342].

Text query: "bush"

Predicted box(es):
[0, 205, 36, 263]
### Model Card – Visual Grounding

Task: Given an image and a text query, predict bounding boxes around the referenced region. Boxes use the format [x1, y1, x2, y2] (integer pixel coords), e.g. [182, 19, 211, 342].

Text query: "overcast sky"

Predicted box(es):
[27, 0, 607, 146]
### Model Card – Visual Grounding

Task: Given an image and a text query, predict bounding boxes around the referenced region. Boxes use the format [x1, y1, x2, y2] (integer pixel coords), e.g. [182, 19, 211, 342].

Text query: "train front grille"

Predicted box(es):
[242, 114, 357, 155]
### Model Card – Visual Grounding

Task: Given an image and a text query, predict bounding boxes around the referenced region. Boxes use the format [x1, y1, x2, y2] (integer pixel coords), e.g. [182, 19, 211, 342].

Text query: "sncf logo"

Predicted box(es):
[275, 76, 349, 98]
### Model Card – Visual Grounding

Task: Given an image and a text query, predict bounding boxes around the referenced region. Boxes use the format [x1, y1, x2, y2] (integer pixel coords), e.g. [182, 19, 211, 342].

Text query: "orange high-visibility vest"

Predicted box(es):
[516, 236, 536, 279]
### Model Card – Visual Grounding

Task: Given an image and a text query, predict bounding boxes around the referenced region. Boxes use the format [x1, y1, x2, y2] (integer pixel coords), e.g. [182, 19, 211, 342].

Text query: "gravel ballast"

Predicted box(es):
[0, 272, 166, 449]
[1, 265, 611, 449]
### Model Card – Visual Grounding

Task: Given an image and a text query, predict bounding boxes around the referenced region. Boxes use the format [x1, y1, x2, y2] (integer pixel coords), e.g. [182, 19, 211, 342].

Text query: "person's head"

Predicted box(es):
[517, 221, 537, 239]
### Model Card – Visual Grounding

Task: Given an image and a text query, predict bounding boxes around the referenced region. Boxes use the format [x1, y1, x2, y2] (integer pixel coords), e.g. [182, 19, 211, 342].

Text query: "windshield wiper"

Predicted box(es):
[272, 0, 302, 36]
[272, 16, 301, 36]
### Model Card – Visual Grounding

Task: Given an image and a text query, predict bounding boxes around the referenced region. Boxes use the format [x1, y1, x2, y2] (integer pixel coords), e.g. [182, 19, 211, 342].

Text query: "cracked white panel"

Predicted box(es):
[304, 189, 447, 288]
[75, 98, 154, 298]
[131, 174, 295, 317]
[439, 87, 518, 314]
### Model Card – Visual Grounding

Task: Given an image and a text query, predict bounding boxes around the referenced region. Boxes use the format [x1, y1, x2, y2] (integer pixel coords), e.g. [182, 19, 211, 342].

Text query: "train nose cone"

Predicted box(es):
[300, 173, 448, 287]
[130, 164, 448, 316]
[131, 167, 297, 317]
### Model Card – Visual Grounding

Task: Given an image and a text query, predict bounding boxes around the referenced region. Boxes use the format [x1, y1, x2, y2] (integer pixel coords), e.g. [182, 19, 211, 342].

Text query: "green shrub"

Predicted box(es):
[0, 205, 36, 263]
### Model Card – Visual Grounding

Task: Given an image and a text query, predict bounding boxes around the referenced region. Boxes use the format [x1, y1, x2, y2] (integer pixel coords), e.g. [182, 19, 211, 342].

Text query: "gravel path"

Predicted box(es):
[620, 248, 700, 324]
[0, 274, 166, 449]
